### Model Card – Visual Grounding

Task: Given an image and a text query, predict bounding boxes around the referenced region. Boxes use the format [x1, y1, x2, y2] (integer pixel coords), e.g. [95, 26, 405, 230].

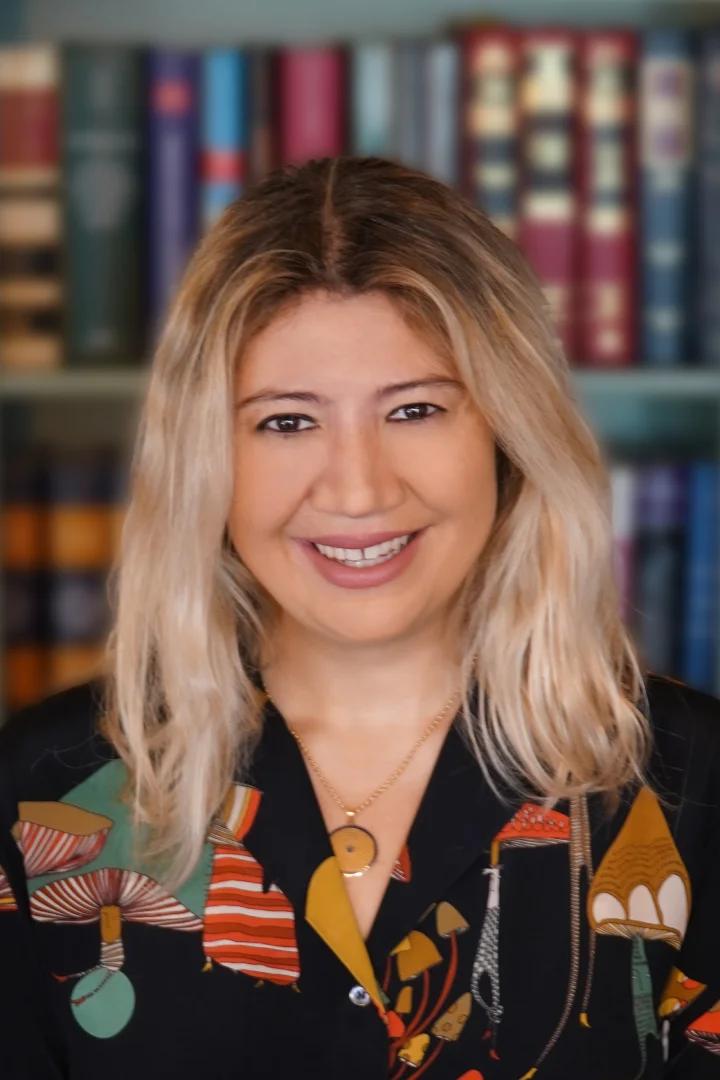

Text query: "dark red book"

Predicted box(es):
[277, 45, 346, 165]
[516, 29, 580, 362]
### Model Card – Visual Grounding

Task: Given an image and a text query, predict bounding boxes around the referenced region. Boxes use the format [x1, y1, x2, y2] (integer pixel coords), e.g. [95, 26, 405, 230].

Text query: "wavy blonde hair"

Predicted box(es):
[99, 155, 652, 892]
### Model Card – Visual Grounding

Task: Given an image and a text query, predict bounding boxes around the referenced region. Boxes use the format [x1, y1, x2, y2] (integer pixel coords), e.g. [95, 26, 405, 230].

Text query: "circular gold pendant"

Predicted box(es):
[329, 824, 378, 877]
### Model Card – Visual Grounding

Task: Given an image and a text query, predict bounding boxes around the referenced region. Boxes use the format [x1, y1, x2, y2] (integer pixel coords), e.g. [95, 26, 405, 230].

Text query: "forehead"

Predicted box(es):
[235, 291, 453, 391]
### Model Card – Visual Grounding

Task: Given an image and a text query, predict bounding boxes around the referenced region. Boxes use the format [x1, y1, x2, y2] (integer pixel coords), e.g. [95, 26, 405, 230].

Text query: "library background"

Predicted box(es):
[1, 0, 720, 721]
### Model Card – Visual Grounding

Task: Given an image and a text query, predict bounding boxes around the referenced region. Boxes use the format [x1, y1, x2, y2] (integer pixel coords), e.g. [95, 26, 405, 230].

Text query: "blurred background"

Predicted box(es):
[2, 0, 720, 720]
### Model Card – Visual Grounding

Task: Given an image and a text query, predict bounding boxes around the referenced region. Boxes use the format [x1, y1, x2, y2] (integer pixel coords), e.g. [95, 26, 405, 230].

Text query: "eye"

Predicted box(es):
[389, 403, 444, 424]
[257, 412, 317, 434]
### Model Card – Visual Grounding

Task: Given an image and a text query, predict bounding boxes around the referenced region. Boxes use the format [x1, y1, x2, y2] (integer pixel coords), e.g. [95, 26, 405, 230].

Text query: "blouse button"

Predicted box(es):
[348, 984, 371, 1007]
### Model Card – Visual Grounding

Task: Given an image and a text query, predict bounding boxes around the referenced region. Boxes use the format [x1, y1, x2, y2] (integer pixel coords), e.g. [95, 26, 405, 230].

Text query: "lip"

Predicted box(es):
[297, 529, 420, 548]
[294, 528, 425, 589]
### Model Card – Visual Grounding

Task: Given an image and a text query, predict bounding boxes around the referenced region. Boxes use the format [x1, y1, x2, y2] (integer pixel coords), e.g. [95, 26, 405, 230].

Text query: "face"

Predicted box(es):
[229, 290, 497, 653]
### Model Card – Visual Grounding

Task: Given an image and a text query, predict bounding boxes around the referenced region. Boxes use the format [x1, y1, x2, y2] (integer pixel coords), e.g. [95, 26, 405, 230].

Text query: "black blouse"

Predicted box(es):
[0, 672, 719, 1079]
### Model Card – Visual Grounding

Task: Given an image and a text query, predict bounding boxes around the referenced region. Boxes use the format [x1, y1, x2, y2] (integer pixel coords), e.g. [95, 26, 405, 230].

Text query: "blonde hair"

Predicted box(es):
[99, 155, 651, 892]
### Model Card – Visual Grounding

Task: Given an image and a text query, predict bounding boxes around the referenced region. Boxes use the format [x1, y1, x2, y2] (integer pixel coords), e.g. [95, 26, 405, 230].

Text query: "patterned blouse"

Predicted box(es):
[0, 672, 719, 1079]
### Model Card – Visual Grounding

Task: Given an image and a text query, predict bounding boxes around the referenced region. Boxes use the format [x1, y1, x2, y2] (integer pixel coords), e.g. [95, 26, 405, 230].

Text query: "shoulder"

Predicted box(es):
[643, 671, 720, 752]
[641, 671, 720, 806]
[0, 677, 117, 801]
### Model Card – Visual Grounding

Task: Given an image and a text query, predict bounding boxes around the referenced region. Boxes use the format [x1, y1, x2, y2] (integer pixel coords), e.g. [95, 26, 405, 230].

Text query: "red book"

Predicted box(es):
[576, 30, 639, 367]
[0, 45, 59, 184]
[516, 29, 580, 363]
[277, 45, 346, 165]
[0, 45, 63, 369]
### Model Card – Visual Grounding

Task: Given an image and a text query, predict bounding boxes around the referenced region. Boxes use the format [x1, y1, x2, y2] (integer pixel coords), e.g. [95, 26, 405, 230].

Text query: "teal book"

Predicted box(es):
[62, 45, 146, 366]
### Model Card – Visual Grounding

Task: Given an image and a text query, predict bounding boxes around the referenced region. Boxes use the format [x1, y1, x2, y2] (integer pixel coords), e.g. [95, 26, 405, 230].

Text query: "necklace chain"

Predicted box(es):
[263, 687, 462, 817]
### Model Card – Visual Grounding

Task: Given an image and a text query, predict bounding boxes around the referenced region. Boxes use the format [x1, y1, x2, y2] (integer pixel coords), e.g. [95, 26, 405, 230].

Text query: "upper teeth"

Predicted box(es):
[313, 534, 413, 561]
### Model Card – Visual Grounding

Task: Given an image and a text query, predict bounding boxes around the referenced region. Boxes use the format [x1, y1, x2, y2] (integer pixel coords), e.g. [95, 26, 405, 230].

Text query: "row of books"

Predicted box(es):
[612, 458, 718, 694]
[2, 444, 127, 711]
[1, 26, 719, 373]
[1, 443, 718, 714]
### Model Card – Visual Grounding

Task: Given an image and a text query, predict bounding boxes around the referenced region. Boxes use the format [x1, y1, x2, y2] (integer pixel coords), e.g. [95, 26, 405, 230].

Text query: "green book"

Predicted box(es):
[63, 45, 145, 366]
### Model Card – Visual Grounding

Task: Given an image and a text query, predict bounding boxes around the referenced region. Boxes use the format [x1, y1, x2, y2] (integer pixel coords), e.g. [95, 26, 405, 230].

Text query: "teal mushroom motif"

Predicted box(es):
[31, 866, 202, 1038]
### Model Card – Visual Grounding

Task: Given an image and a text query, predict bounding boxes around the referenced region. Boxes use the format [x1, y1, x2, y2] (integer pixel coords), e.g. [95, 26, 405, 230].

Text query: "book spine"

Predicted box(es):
[459, 26, 520, 240]
[146, 48, 200, 342]
[44, 446, 117, 691]
[200, 48, 248, 233]
[517, 29, 580, 363]
[680, 462, 719, 691]
[425, 39, 460, 189]
[247, 47, 277, 187]
[0, 44, 63, 369]
[610, 461, 637, 624]
[697, 32, 720, 368]
[63, 44, 145, 366]
[1, 447, 47, 711]
[278, 46, 345, 165]
[576, 30, 639, 368]
[350, 42, 394, 158]
[634, 463, 687, 676]
[393, 39, 426, 172]
[638, 29, 696, 367]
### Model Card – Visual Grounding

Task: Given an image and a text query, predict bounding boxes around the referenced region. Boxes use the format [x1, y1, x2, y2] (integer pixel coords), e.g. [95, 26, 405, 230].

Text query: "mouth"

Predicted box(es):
[302, 529, 424, 566]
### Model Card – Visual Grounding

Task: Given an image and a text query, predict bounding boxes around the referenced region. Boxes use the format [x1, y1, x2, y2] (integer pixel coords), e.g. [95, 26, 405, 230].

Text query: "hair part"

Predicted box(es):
[98, 155, 651, 893]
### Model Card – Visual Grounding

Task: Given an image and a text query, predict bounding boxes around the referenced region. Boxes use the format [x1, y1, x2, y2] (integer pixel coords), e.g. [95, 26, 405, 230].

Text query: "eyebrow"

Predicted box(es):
[235, 376, 465, 409]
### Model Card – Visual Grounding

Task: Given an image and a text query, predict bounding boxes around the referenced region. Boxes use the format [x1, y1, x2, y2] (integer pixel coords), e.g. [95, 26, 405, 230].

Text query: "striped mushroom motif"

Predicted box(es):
[202, 782, 300, 984]
[32, 866, 202, 1038]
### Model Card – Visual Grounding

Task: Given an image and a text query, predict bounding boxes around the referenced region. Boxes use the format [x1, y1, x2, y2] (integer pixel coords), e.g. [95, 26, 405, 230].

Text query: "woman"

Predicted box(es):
[0, 156, 718, 1079]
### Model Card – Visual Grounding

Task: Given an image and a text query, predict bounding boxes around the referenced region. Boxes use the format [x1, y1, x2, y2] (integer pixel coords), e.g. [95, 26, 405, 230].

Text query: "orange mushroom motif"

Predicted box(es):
[32, 866, 202, 1038]
[588, 786, 692, 1079]
[202, 783, 300, 985]
[471, 801, 572, 1062]
[388, 902, 470, 1078]
[391, 842, 412, 883]
[658, 967, 707, 1061]
[685, 998, 720, 1055]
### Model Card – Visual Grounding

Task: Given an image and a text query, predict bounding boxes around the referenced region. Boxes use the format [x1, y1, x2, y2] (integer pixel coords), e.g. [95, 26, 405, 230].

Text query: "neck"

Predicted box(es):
[257, 621, 468, 739]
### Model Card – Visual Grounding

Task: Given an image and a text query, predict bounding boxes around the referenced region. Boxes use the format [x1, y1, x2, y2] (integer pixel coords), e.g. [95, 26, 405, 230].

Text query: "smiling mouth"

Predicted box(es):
[308, 529, 423, 570]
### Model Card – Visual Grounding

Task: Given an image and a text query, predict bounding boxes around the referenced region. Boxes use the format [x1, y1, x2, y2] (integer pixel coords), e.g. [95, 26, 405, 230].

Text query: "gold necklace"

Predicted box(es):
[262, 686, 462, 878]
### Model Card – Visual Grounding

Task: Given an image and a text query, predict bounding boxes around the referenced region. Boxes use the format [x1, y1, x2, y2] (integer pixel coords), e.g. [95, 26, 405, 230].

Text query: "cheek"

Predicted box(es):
[428, 430, 498, 527]
[228, 438, 307, 556]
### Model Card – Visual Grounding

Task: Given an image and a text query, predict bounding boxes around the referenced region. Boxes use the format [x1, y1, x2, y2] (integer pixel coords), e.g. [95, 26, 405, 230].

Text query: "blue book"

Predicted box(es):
[681, 462, 719, 692]
[425, 40, 459, 188]
[350, 42, 394, 157]
[639, 30, 697, 366]
[697, 32, 720, 368]
[634, 463, 687, 677]
[146, 48, 200, 344]
[200, 48, 249, 232]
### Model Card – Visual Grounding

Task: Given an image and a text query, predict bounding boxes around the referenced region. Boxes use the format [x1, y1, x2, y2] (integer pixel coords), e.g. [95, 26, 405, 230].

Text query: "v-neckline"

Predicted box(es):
[262, 692, 463, 945]
[240, 677, 516, 1010]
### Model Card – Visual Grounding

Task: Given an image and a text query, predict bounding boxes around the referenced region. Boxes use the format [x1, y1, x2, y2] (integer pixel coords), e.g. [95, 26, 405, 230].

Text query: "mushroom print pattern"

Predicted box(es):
[202, 782, 300, 984]
[12, 802, 113, 877]
[588, 785, 692, 1079]
[0, 863, 18, 911]
[11, 759, 215, 1039]
[658, 967, 707, 1061]
[471, 797, 595, 1077]
[685, 998, 720, 1055]
[32, 866, 202, 1038]
[386, 901, 471, 1078]
[391, 842, 412, 883]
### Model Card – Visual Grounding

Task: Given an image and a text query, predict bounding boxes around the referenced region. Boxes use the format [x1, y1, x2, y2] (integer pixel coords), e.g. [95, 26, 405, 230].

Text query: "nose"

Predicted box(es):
[309, 423, 405, 518]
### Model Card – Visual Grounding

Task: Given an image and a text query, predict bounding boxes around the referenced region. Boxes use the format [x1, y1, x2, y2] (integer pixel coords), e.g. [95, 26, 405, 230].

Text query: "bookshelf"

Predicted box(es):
[2, 0, 720, 720]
